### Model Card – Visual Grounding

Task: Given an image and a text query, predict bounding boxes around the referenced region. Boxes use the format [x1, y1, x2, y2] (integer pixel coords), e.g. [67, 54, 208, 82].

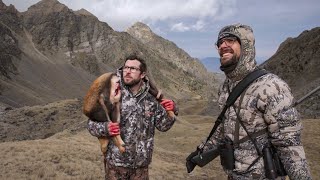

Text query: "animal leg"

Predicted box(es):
[98, 137, 109, 177]
[112, 102, 125, 153]
[98, 137, 109, 155]
[99, 94, 111, 121]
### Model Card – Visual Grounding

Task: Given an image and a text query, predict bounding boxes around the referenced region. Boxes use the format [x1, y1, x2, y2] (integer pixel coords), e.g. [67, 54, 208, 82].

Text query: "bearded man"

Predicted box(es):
[87, 54, 177, 179]
[186, 24, 312, 180]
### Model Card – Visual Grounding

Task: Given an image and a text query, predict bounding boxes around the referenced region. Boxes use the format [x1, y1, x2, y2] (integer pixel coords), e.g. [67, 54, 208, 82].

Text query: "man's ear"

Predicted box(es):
[140, 71, 146, 79]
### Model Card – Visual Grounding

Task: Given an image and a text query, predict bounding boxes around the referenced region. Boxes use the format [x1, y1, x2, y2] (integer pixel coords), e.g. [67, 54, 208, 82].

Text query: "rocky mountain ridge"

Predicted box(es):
[126, 22, 209, 79]
[0, 0, 318, 119]
[260, 27, 320, 118]
[0, 0, 220, 108]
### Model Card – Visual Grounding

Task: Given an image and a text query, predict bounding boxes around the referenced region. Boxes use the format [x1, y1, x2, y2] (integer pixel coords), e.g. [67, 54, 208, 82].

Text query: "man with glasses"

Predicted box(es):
[186, 24, 312, 179]
[87, 54, 177, 179]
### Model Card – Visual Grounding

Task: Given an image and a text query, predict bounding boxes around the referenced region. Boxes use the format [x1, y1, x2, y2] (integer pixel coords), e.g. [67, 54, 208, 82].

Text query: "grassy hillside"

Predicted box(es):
[0, 100, 318, 180]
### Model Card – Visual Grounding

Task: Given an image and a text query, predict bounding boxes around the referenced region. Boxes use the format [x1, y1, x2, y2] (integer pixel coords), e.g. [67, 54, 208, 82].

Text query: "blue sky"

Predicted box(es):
[3, 0, 320, 64]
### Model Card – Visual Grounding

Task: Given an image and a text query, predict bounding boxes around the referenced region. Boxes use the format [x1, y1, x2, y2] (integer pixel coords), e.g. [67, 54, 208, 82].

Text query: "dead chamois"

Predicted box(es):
[146, 75, 178, 118]
[83, 72, 125, 156]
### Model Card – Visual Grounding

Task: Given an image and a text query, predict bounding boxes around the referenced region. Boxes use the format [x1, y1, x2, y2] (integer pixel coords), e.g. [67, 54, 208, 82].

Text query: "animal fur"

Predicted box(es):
[147, 75, 178, 118]
[83, 72, 125, 156]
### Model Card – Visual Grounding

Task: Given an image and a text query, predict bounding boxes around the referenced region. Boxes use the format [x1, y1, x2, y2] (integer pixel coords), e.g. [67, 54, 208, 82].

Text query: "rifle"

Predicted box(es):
[293, 85, 320, 107]
[192, 85, 320, 167]
[192, 147, 220, 167]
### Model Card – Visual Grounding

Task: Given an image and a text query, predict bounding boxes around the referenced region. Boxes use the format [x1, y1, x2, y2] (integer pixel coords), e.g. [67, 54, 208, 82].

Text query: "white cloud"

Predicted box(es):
[3, 0, 236, 31]
[171, 22, 190, 32]
[192, 20, 206, 31]
[170, 20, 206, 32]
[60, 0, 236, 31]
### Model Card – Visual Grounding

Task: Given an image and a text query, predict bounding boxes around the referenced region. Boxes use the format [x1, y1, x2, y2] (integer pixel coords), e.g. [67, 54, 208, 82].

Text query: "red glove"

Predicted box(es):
[160, 99, 175, 111]
[107, 122, 120, 136]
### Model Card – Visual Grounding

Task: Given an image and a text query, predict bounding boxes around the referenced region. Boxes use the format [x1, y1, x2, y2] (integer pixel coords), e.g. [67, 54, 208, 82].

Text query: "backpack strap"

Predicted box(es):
[204, 69, 268, 144]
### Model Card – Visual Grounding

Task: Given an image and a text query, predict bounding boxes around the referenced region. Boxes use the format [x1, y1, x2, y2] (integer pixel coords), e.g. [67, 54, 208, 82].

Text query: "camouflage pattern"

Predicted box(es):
[106, 162, 149, 180]
[87, 68, 175, 170]
[217, 24, 256, 81]
[199, 24, 312, 179]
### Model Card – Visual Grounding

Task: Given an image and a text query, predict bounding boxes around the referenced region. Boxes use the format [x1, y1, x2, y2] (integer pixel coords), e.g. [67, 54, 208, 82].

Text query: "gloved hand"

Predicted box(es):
[186, 149, 200, 173]
[107, 122, 120, 136]
[160, 99, 175, 111]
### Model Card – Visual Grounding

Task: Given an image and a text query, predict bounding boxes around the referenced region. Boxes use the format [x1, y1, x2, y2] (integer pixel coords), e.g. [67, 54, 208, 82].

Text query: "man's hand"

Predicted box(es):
[107, 122, 120, 136]
[186, 149, 199, 173]
[160, 99, 175, 111]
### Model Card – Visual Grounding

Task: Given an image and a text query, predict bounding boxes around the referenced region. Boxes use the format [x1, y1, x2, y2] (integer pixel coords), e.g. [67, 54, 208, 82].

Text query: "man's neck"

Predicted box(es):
[129, 81, 144, 95]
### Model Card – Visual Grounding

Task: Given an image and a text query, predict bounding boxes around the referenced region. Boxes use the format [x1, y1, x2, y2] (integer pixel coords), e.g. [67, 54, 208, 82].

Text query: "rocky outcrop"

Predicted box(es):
[0, 0, 22, 79]
[0, 0, 220, 107]
[260, 27, 320, 118]
[0, 98, 85, 142]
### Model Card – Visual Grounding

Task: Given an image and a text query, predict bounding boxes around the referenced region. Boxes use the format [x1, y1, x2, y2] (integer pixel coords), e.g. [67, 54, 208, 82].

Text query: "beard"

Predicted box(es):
[219, 47, 239, 74]
[123, 77, 141, 87]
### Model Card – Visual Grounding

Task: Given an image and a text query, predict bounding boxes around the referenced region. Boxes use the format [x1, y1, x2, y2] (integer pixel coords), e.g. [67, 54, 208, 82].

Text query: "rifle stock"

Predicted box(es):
[191, 148, 220, 167]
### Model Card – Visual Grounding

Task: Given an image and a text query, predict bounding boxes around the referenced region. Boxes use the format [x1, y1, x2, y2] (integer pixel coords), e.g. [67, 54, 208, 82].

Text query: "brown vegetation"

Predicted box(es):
[0, 99, 319, 180]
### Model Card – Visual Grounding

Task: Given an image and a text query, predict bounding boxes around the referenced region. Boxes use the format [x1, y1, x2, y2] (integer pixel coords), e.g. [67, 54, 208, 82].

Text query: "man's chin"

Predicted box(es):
[220, 55, 238, 66]
[124, 80, 135, 86]
[220, 58, 232, 66]
[124, 79, 141, 87]
[124, 81, 131, 86]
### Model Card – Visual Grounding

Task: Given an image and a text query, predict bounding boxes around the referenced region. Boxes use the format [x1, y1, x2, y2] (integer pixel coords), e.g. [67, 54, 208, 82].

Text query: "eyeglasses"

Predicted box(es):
[123, 66, 141, 73]
[215, 37, 238, 49]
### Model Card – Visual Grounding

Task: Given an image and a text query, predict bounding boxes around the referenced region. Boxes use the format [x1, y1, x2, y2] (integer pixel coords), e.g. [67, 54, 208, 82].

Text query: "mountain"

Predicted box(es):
[0, 1, 319, 179]
[127, 22, 208, 78]
[0, 1, 22, 79]
[260, 27, 320, 118]
[0, 0, 220, 108]
[126, 22, 221, 99]
[200, 57, 221, 72]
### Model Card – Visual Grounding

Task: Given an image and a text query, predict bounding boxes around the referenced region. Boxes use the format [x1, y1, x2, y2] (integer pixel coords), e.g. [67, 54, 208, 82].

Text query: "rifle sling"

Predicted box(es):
[233, 90, 246, 146]
[205, 69, 268, 144]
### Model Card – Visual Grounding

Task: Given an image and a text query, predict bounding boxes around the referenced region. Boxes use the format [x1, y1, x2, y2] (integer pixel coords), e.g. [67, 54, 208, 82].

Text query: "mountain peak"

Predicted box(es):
[127, 22, 153, 34]
[0, 0, 19, 14]
[75, 8, 95, 17]
[126, 22, 155, 44]
[130, 22, 152, 31]
[26, 0, 69, 14]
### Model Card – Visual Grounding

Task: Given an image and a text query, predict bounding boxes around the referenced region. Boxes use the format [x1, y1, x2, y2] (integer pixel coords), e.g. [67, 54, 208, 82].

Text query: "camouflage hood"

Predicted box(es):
[217, 23, 257, 80]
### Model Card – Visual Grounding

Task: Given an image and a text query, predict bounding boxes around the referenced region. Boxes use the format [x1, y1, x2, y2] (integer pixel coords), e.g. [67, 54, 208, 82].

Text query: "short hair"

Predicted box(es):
[124, 54, 147, 73]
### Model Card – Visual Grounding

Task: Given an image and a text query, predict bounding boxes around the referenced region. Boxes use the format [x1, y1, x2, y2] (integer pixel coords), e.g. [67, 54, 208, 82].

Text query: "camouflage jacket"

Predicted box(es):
[199, 24, 311, 179]
[87, 68, 175, 168]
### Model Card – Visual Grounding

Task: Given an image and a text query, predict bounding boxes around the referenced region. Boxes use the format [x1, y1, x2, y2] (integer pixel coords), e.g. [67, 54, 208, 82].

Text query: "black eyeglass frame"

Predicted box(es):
[215, 37, 239, 49]
[123, 66, 141, 73]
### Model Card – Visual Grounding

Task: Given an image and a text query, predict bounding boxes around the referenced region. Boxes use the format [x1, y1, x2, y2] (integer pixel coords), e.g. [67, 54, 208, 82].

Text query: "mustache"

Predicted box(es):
[219, 47, 234, 56]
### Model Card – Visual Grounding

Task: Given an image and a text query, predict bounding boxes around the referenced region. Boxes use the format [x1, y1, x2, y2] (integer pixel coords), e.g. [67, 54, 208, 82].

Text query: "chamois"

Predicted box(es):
[83, 72, 125, 156]
[83, 72, 177, 174]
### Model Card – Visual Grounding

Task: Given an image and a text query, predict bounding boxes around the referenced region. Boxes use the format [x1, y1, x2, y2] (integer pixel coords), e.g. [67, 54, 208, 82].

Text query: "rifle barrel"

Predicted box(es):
[294, 85, 320, 107]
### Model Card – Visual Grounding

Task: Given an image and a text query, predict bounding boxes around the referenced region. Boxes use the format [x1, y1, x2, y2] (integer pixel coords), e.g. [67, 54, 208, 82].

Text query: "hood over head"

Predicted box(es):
[217, 23, 257, 80]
